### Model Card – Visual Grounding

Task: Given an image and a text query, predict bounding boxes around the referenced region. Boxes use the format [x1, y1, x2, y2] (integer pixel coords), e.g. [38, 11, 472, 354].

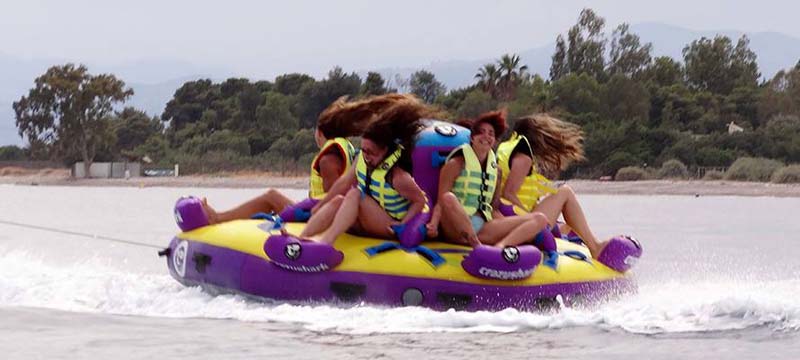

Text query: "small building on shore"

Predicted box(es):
[72, 162, 141, 178]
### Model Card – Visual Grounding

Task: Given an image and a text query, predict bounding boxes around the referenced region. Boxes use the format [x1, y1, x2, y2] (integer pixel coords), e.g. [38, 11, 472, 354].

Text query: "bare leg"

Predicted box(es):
[356, 194, 400, 239]
[438, 192, 480, 247]
[299, 195, 344, 238]
[317, 189, 360, 245]
[203, 189, 294, 224]
[534, 185, 604, 257]
[479, 212, 549, 247]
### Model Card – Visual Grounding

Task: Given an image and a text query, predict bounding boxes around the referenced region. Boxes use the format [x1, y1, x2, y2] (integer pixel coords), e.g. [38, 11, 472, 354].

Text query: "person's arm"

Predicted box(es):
[317, 152, 345, 193]
[502, 153, 532, 210]
[426, 157, 464, 233]
[312, 166, 356, 214]
[491, 167, 505, 219]
[391, 169, 427, 224]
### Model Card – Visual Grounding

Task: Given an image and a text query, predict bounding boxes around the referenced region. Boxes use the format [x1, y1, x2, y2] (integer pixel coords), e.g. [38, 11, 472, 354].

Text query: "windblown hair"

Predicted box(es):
[512, 113, 585, 172]
[458, 110, 508, 140]
[317, 94, 419, 139]
[362, 100, 445, 170]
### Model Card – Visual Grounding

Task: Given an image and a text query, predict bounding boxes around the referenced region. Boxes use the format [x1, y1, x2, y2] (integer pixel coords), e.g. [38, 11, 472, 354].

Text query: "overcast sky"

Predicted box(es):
[2, 0, 799, 79]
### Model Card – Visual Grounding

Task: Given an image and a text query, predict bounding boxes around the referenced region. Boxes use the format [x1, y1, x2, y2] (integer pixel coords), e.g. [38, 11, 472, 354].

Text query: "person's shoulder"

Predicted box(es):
[317, 151, 344, 169]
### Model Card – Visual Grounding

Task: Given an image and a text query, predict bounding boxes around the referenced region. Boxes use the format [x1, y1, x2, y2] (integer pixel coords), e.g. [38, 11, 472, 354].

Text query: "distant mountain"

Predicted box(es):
[0, 51, 218, 145]
[3, 23, 800, 146]
[126, 76, 211, 118]
[372, 23, 800, 91]
[630, 22, 800, 77]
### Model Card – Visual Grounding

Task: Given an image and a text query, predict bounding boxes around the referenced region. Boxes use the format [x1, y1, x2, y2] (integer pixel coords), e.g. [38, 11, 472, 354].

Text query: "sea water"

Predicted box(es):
[0, 184, 798, 359]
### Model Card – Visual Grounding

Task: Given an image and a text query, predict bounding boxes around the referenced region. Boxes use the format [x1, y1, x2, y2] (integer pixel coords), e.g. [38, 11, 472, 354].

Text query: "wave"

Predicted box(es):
[1, 250, 798, 335]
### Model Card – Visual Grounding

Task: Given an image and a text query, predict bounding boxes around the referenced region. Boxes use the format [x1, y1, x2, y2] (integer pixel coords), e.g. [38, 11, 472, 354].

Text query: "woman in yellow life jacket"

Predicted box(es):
[201, 94, 410, 224]
[497, 113, 607, 258]
[299, 100, 433, 245]
[425, 111, 549, 248]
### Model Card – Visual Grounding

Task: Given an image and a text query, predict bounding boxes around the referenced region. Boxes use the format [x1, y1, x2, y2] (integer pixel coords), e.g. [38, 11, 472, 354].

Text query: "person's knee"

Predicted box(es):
[440, 192, 459, 210]
[341, 188, 360, 207]
[345, 188, 360, 199]
[529, 212, 548, 226]
[265, 188, 279, 197]
[558, 184, 575, 198]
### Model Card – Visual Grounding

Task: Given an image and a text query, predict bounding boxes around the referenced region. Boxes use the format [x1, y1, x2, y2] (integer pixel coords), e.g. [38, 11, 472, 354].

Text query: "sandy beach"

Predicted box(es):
[2, 167, 799, 197]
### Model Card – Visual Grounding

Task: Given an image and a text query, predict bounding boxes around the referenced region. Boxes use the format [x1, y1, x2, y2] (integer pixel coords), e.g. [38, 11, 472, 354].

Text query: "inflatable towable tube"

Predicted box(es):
[164, 120, 643, 311]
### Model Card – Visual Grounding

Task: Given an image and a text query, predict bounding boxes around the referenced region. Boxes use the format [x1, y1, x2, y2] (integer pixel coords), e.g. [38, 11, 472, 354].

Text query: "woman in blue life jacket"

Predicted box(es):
[200, 94, 412, 224]
[497, 113, 608, 258]
[425, 111, 550, 248]
[298, 100, 434, 245]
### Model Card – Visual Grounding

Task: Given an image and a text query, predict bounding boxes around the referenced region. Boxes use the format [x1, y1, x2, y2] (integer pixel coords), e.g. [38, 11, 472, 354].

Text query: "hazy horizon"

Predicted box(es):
[3, 0, 800, 80]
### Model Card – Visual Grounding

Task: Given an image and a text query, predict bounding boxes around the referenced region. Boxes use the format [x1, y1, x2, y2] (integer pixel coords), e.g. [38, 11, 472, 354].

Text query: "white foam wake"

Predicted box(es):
[1, 251, 798, 335]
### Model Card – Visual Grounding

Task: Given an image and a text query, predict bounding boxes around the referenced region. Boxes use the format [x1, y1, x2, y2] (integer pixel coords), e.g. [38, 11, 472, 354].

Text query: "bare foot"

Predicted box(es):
[461, 231, 481, 248]
[201, 197, 220, 224]
[587, 239, 609, 258]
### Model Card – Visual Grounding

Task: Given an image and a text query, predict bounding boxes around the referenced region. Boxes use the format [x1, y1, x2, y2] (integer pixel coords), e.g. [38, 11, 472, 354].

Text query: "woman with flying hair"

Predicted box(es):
[426, 111, 550, 248]
[201, 94, 416, 224]
[297, 100, 434, 245]
[496, 113, 608, 258]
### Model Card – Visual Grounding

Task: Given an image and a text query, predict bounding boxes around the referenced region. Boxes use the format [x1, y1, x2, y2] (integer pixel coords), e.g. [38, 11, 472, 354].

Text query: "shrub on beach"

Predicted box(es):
[657, 159, 689, 179]
[771, 165, 800, 183]
[724, 157, 783, 182]
[615, 166, 648, 181]
[702, 170, 725, 180]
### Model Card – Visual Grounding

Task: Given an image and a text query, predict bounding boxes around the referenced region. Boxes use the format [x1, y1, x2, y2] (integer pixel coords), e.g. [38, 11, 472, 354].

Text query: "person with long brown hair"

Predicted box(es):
[425, 111, 550, 248]
[201, 94, 415, 224]
[296, 99, 434, 245]
[496, 113, 607, 257]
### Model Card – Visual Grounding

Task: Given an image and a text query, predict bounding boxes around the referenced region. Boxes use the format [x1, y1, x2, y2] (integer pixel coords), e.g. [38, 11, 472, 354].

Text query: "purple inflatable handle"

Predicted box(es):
[533, 226, 557, 252]
[550, 223, 563, 239]
[278, 198, 319, 222]
[461, 245, 542, 280]
[498, 203, 517, 217]
[174, 196, 210, 232]
[596, 235, 643, 272]
[264, 234, 343, 272]
[391, 212, 431, 248]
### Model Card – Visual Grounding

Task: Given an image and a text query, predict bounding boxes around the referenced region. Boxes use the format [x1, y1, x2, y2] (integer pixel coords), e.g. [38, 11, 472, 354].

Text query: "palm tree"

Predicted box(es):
[475, 63, 500, 98]
[497, 53, 529, 100]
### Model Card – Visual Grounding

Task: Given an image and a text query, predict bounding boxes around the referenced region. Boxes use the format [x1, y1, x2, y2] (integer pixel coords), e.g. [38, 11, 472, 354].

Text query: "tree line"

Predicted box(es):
[9, 8, 800, 178]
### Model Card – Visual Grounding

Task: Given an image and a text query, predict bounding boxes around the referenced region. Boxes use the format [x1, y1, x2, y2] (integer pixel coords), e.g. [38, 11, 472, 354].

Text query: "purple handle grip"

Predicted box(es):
[596, 236, 643, 272]
[498, 203, 517, 217]
[278, 198, 319, 222]
[461, 245, 541, 280]
[174, 196, 209, 232]
[534, 226, 557, 252]
[392, 212, 431, 248]
[264, 234, 343, 272]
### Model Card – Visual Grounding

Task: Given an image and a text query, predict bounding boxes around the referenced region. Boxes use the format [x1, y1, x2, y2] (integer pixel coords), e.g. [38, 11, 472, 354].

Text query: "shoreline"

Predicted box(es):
[2, 169, 800, 197]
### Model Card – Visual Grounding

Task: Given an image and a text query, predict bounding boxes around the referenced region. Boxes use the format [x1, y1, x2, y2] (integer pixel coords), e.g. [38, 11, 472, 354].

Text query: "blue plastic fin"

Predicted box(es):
[364, 242, 401, 257]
